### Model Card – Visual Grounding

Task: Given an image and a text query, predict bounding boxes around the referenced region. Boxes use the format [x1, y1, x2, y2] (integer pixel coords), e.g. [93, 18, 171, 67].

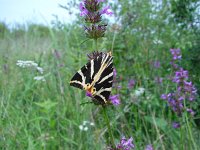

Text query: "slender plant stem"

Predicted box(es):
[152, 112, 165, 150]
[95, 38, 98, 50]
[111, 31, 116, 53]
[102, 106, 115, 148]
[183, 100, 197, 150]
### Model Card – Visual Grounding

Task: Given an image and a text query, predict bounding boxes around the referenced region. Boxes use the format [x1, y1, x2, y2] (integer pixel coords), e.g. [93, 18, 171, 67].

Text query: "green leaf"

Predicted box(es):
[144, 116, 168, 131]
[34, 100, 58, 110]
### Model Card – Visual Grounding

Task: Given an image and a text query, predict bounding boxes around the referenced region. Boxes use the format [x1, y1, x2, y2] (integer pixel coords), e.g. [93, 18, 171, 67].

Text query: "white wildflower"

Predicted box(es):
[79, 125, 84, 130]
[79, 120, 94, 131]
[83, 126, 88, 131]
[16, 60, 44, 74]
[135, 88, 145, 96]
[16, 60, 38, 68]
[153, 39, 163, 44]
[83, 121, 89, 126]
[34, 76, 46, 82]
[36, 67, 44, 74]
[90, 122, 95, 126]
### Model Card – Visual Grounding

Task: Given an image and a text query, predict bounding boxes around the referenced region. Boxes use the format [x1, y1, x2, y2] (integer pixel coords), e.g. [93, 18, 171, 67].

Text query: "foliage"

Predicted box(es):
[0, 22, 9, 38]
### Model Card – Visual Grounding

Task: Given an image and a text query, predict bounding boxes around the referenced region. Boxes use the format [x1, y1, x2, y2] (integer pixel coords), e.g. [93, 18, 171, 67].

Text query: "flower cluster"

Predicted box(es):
[170, 48, 182, 60]
[116, 137, 135, 150]
[153, 60, 160, 69]
[34, 76, 46, 82]
[170, 48, 182, 69]
[16, 60, 44, 74]
[79, 120, 95, 131]
[109, 94, 120, 106]
[161, 49, 197, 116]
[145, 145, 154, 150]
[109, 68, 121, 106]
[135, 87, 145, 97]
[128, 79, 135, 89]
[16, 60, 45, 81]
[79, 0, 112, 39]
[172, 122, 181, 129]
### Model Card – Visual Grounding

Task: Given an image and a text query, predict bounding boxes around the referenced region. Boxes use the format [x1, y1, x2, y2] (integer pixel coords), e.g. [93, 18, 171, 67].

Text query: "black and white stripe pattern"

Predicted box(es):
[70, 52, 113, 104]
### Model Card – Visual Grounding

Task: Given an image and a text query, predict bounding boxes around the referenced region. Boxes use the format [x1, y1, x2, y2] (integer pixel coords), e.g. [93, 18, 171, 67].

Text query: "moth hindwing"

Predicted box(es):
[70, 52, 113, 105]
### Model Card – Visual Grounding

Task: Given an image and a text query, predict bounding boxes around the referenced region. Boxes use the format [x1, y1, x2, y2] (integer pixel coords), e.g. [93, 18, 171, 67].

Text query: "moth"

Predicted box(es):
[70, 51, 113, 105]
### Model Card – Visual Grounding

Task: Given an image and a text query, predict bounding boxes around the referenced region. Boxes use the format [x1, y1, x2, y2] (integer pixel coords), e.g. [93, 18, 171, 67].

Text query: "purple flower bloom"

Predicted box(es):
[173, 68, 188, 83]
[161, 49, 197, 116]
[145, 145, 154, 150]
[186, 108, 195, 116]
[128, 79, 135, 89]
[97, 0, 105, 2]
[153, 60, 160, 68]
[172, 122, 181, 128]
[79, 0, 112, 39]
[117, 85, 122, 89]
[161, 94, 167, 100]
[184, 81, 197, 101]
[79, 2, 88, 16]
[109, 94, 120, 106]
[53, 49, 61, 59]
[117, 137, 134, 150]
[86, 91, 92, 97]
[100, 6, 113, 16]
[170, 62, 179, 69]
[154, 77, 163, 84]
[170, 48, 182, 60]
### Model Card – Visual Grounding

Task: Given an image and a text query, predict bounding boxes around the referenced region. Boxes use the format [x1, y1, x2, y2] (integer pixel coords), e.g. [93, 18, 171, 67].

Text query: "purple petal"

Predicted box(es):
[109, 94, 120, 106]
[86, 91, 92, 97]
[100, 6, 113, 16]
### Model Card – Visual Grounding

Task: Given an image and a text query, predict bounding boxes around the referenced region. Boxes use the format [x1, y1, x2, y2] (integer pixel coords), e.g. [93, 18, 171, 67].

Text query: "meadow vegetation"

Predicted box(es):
[0, 0, 200, 149]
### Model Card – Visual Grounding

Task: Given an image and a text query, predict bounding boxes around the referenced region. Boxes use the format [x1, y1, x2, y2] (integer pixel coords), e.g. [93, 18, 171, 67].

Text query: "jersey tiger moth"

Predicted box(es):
[70, 51, 113, 105]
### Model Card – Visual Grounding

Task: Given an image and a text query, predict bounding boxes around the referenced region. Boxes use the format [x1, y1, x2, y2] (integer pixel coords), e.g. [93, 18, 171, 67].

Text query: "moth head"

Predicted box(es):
[84, 83, 96, 96]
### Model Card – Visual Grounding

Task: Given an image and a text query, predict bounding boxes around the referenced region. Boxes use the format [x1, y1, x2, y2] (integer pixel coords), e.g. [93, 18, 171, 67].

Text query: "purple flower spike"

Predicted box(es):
[109, 94, 120, 106]
[161, 48, 197, 116]
[153, 60, 160, 68]
[145, 144, 154, 150]
[186, 108, 195, 116]
[172, 122, 181, 128]
[79, 0, 112, 39]
[161, 94, 167, 100]
[170, 48, 182, 60]
[117, 137, 135, 150]
[128, 79, 135, 89]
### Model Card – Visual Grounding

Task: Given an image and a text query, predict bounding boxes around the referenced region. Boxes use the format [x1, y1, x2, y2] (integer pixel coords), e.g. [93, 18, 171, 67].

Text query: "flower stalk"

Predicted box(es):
[102, 106, 115, 148]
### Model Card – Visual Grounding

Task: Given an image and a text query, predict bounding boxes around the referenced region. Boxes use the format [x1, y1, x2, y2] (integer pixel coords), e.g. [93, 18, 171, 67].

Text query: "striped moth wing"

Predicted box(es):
[69, 62, 91, 89]
[70, 52, 113, 104]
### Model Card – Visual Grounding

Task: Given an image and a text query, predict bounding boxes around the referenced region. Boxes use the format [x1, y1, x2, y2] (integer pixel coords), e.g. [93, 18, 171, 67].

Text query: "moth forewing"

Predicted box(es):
[90, 54, 113, 87]
[70, 62, 90, 89]
[91, 54, 113, 104]
[70, 52, 114, 105]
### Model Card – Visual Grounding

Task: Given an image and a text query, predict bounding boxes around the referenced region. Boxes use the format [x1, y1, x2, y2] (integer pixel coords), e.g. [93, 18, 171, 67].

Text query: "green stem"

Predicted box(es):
[183, 100, 197, 149]
[102, 106, 115, 148]
[95, 38, 98, 50]
[111, 31, 116, 53]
